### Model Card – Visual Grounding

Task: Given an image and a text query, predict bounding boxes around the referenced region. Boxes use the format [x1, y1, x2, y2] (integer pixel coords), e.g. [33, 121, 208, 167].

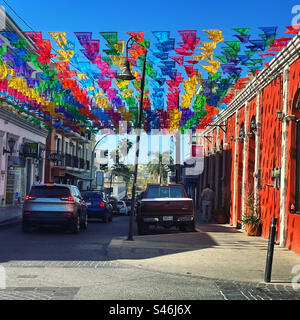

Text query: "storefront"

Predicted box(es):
[0, 107, 48, 206]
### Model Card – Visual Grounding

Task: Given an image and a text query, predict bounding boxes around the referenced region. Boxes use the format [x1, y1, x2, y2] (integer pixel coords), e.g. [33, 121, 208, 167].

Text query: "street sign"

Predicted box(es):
[96, 171, 104, 186]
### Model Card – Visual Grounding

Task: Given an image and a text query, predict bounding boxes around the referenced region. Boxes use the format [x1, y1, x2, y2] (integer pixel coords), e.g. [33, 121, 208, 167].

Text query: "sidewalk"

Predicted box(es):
[0, 205, 22, 228]
[107, 221, 300, 286]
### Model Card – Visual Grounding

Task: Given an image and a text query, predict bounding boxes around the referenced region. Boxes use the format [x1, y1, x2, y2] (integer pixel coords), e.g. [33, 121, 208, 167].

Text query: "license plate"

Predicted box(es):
[163, 216, 173, 221]
[86, 202, 91, 206]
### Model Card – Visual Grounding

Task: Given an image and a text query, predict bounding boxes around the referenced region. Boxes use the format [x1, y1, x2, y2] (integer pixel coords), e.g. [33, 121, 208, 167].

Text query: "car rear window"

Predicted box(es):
[29, 186, 71, 198]
[82, 192, 103, 200]
[117, 201, 124, 205]
[145, 186, 184, 198]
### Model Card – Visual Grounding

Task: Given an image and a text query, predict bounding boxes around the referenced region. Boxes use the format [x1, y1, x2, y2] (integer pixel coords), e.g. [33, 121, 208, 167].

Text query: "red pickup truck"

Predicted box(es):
[136, 184, 195, 235]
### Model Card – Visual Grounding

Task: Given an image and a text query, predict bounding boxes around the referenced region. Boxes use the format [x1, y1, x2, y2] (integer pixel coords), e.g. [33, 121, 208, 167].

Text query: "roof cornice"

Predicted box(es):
[0, 107, 48, 138]
[204, 34, 300, 134]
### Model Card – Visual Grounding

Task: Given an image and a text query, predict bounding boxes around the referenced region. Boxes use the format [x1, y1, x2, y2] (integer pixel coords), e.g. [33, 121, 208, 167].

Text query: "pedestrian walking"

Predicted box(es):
[201, 185, 215, 222]
[33, 176, 41, 186]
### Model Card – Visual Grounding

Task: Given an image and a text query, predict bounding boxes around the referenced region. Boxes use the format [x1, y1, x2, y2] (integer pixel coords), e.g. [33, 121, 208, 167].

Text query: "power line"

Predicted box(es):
[2, 0, 34, 31]
[1, 0, 97, 85]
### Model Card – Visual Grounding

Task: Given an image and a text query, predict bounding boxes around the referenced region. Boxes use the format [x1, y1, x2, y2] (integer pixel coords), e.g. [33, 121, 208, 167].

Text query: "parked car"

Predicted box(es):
[109, 197, 119, 215]
[117, 200, 128, 215]
[81, 191, 112, 223]
[136, 184, 194, 235]
[125, 200, 132, 214]
[22, 184, 88, 233]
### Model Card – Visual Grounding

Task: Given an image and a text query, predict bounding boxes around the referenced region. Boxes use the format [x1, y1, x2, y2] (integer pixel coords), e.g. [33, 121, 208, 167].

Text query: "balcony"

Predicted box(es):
[52, 153, 90, 171]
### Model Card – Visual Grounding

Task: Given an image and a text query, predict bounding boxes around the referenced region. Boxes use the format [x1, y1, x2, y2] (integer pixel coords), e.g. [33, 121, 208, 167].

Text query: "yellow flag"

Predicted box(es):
[77, 73, 88, 79]
[193, 55, 206, 62]
[115, 79, 129, 90]
[111, 55, 124, 66]
[113, 40, 125, 54]
[199, 41, 217, 52]
[48, 32, 67, 48]
[57, 49, 74, 61]
[201, 64, 219, 74]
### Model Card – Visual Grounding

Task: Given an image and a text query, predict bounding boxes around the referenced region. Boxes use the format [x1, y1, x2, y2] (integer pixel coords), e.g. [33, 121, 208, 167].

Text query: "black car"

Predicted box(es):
[108, 197, 119, 215]
[81, 191, 113, 223]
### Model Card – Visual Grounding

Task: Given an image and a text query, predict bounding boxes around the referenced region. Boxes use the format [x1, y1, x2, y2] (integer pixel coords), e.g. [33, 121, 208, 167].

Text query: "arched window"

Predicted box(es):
[219, 140, 224, 152]
[250, 116, 257, 134]
[238, 123, 245, 142]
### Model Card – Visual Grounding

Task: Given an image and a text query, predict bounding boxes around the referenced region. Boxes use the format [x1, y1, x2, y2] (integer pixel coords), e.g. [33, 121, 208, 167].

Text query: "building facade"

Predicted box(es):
[200, 34, 300, 254]
[44, 129, 93, 190]
[0, 106, 47, 206]
[0, 7, 49, 207]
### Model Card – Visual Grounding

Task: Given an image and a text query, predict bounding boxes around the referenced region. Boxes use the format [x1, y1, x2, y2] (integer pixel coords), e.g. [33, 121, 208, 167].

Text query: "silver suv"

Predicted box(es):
[22, 184, 88, 233]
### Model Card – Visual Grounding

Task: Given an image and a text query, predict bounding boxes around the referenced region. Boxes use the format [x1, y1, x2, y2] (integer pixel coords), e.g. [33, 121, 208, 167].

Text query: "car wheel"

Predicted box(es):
[22, 222, 31, 233]
[180, 221, 195, 232]
[70, 215, 80, 234]
[80, 213, 88, 230]
[102, 211, 109, 223]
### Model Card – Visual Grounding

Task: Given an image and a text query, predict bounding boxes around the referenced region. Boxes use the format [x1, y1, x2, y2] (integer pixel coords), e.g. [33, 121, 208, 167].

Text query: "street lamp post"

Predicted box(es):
[90, 134, 108, 190]
[116, 37, 147, 241]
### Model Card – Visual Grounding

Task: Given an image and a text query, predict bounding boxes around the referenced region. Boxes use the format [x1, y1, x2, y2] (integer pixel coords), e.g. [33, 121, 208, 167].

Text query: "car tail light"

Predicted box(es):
[60, 196, 74, 201]
[24, 195, 36, 201]
[23, 211, 32, 215]
[122, 204, 125, 208]
[99, 202, 105, 207]
[63, 212, 72, 216]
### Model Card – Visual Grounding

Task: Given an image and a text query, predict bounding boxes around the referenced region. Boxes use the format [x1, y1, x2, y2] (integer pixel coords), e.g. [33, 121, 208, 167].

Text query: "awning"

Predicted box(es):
[65, 172, 93, 181]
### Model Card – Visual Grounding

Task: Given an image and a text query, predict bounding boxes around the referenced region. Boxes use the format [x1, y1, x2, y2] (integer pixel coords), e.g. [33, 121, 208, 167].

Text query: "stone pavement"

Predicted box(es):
[107, 222, 300, 287]
[0, 205, 22, 228]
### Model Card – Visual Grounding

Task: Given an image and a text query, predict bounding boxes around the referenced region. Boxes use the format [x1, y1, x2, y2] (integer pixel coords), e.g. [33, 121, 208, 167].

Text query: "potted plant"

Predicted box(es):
[213, 207, 229, 224]
[241, 191, 262, 236]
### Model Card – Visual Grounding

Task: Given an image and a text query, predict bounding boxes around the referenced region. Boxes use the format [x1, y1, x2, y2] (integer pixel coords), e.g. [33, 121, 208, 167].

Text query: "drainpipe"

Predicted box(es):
[215, 126, 220, 209]
[221, 121, 227, 208]
[232, 110, 239, 226]
[279, 66, 290, 248]
[241, 102, 249, 224]
[254, 91, 261, 216]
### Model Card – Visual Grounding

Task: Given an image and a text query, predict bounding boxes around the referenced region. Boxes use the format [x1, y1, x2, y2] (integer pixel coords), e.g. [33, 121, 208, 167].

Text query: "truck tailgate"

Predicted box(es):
[141, 198, 193, 216]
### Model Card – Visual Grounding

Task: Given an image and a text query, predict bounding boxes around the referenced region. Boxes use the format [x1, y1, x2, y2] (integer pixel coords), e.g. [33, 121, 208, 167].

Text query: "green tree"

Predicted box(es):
[147, 151, 174, 184]
[109, 139, 134, 196]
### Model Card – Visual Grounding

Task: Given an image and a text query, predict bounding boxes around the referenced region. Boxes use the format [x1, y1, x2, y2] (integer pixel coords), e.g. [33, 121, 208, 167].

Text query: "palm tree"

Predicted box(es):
[147, 151, 174, 184]
[118, 138, 133, 164]
[109, 139, 134, 197]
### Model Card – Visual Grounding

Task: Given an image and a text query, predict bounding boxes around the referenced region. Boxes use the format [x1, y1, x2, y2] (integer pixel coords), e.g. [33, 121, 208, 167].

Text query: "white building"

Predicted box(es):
[0, 106, 47, 206]
[0, 6, 48, 206]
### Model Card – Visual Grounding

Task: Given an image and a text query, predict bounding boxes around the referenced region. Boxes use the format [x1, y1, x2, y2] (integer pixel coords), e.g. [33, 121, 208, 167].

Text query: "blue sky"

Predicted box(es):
[1, 0, 300, 164]
[2, 0, 299, 35]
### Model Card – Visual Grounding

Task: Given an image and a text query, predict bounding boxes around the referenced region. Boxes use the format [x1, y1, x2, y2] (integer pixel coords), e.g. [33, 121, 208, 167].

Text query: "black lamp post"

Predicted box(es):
[116, 37, 147, 241]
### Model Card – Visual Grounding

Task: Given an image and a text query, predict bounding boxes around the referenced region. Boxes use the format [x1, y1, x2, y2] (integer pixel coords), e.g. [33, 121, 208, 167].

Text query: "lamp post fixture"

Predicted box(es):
[3, 138, 16, 155]
[90, 134, 108, 190]
[116, 36, 147, 241]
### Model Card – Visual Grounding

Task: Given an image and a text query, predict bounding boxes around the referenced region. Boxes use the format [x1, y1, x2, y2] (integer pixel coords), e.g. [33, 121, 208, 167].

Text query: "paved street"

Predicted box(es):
[0, 215, 300, 301]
